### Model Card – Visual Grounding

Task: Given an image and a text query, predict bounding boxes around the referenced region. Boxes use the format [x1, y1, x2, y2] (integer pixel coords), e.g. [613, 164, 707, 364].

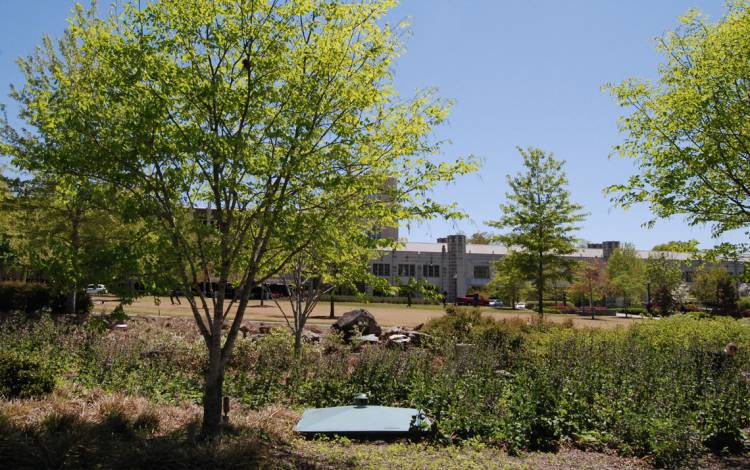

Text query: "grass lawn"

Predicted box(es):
[96, 295, 643, 330]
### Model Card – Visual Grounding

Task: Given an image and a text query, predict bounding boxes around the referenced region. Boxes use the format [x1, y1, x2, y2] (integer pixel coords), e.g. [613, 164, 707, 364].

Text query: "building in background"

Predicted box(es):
[369, 234, 748, 302]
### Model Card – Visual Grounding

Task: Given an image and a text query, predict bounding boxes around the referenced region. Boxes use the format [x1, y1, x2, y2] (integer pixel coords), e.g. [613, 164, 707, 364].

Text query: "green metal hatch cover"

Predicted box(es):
[294, 394, 431, 436]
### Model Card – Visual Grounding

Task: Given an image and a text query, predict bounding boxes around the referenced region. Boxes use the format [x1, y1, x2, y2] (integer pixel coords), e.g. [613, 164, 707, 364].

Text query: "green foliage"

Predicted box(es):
[646, 254, 684, 316]
[606, 3, 750, 238]
[0, 282, 91, 315]
[467, 232, 493, 244]
[0, 351, 54, 398]
[0, 282, 51, 315]
[488, 147, 587, 315]
[2, 310, 749, 465]
[486, 252, 530, 307]
[652, 240, 700, 253]
[568, 261, 608, 312]
[606, 244, 646, 307]
[619, 307, 647, 315]
[1, 0, 477, 436]
[691, 268, 739, 316]
[397, 277, 440, 304]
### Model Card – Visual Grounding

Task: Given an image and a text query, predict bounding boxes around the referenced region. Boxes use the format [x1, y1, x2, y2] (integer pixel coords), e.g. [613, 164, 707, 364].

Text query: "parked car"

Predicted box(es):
[514, 302, 526, 310]
[488, 298, 503, 308]
[85, 284, 108, 295]
[456, 294, 490, 306]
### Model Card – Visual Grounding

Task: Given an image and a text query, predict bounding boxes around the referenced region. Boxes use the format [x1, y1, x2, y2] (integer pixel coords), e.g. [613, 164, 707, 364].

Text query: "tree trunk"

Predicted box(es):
[201, 343, 224, 439]
[294, 329, 303, 357]
[537, 257, 544, 317]
[329, 288, 335, 319]
[66, 290, 77, 316]
[66, 210, 81, 315]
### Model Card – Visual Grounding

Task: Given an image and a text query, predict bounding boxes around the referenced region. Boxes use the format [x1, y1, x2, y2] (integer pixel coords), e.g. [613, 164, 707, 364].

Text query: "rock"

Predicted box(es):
[331, 309, 381, 340]
[381, 326, 405, 336]
[387, 334, 411, 348]
[405, 330, 432, 346]
[356, 334, 380, 343]
[302, 330, 322, 342]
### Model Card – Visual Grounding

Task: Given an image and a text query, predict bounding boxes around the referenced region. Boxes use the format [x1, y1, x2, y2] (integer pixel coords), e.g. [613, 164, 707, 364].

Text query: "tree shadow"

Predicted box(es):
[0, 409, 319, 470]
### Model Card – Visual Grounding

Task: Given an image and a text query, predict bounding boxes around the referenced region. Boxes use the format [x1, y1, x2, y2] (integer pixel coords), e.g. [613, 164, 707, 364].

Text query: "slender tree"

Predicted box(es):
[488, 147, 586, 316]
[605, 244, 646, 308]
[569, 260, 608, 319]
[646, 254, 683, 315]
[487, 251, 529, 309]
[2, 1, 475, 438]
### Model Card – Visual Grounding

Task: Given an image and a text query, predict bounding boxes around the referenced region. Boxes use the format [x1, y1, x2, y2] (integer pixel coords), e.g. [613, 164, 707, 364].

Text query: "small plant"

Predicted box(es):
[110, 303, 128, 323]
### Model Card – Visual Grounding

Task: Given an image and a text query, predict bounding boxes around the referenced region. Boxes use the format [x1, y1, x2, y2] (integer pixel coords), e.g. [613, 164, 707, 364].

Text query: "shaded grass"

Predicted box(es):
[0, 386, 315, 470]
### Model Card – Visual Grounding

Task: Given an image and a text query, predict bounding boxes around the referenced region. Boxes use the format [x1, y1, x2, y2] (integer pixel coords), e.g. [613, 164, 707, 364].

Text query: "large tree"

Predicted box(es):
[2, 1, 474, 438]
[488, 147, 586, 316]
[607, 3, 750, 242]
[605, 244, 646, 307]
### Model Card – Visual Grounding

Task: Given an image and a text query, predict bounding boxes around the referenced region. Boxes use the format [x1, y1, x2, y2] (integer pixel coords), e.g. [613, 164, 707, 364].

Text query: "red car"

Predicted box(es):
[456, 294, 490, 306]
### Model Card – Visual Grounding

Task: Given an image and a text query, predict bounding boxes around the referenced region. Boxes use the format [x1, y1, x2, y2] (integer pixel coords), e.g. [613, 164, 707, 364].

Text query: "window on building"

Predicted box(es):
[473, 265, 490, 279]
[398, 264, 416, 277]
[423, 264, 440, 278]
[372, 263, 390, 277]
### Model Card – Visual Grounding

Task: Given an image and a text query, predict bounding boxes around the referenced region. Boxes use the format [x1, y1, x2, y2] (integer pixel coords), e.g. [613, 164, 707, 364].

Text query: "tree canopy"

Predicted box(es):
[488, 147, 586, 316]
[606, 244, 646, 307]
[607, 3, 750, 240]
[651, 240, 700, 253]
[2, 0, 476, 438]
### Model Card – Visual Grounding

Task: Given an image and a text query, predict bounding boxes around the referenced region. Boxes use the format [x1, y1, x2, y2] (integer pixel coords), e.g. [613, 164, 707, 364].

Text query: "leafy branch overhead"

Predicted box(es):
[1, 0, 477, 438]
[606, 3, 750, 238]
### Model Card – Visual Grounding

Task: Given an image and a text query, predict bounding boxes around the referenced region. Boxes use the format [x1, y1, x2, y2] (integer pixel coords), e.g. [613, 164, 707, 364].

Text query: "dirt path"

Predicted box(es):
[94, 296, 642, 329]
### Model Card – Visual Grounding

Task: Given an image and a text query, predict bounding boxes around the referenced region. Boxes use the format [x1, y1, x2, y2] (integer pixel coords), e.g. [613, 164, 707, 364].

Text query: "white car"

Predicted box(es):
[85, 284, 108, 295]
[514, 302, 526, 310]
[488, 298, 503, 308]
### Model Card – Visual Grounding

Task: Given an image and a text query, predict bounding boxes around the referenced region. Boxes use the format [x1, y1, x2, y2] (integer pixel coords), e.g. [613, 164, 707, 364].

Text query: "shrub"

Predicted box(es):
[0, 351, 55, 398]
[0, 282, 91, 316]
[0, 282, 51, 315]
[619, 307, 646, 315]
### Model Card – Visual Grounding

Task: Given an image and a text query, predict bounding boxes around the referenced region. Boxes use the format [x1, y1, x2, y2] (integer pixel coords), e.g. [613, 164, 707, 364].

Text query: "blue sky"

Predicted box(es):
[0, 1, 744, 249]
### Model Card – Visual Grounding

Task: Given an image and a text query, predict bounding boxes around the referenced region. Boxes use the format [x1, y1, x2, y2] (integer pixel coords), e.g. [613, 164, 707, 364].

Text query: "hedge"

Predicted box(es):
[0, 282, 91, 315]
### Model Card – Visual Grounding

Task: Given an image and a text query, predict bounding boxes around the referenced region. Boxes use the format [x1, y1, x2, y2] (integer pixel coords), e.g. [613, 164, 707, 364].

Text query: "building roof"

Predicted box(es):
[381, 240, 749, 263]
[400, 242, 446, 253]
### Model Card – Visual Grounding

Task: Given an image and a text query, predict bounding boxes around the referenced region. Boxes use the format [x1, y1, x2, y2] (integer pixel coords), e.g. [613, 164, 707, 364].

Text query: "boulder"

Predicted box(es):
[331, 309, 382, 340]
[302, 330, 322, 342]
[387, 334, 411, 348]
[356, 334, 380, 343]
[381, 326, 405, 337]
